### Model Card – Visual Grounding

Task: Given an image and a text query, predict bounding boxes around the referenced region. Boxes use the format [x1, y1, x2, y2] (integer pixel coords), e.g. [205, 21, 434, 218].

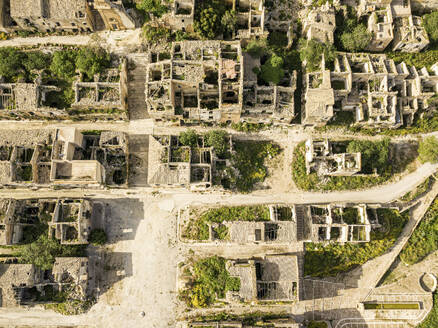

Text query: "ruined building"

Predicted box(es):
[148, 134, 222, 190]
[227, 254, 300, 302]
[2, 0, 136, 33]
[299, 204, 380, 243]
[302, 3, 336, 44]
[48, 199, 96, 245]
[72, 59, 128, 120]
[51, 128, 128, 186]
[303, 52, 438, 127]
[0, 128, 128, 187]
[0, 257, 93, 307]
[0, 78, 62, 118]
[146, 41, 297, 125]
[305, 139, 361, 176]
[358, 0, 429, 52]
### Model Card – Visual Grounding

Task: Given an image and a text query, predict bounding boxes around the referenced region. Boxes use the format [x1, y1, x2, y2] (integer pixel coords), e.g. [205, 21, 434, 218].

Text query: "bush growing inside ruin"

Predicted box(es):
[423, 11, 438, 42]
[245, 38, 268, 58]
[204, 130, 228, 158]
[418, 136, 438, 163]
[136, 0, 169, 18]
[89, 229, 107, 246]
[50, 50, 78, 80]
[75, 47, 110, 81]
[221, 10, 237, 37]
[179, 256, 240, 307]
[298, 39, 335, 72]
[179, 129, 199, 147]
[0, 47, 25, 81]
[341, 24, 372, 52]
[20, 234, 86, 270]
[193, 0, 226, 39]
[260, 53, 285, 85]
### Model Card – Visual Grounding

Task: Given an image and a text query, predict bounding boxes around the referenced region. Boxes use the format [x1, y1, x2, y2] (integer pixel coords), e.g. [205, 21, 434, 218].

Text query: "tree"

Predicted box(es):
[341, 24, 371, 52]
[221, 10, 237, 36]
[20, 234, 61, 270]
[179, 129, 198, 147]
[418, 136, 438, 163]
[346, 138, 390, 174]
[260, 54, 285, 85]
[205, 130, 228, 157]
[89, 229, 107, 246]
[194, 7, 221, 39]
[136, 0, 168, 18]
[50, 50, 78, 80]
[23, 52, 51, 74]
[298, 39, 335, 72]
[423, 11, 438, 42]
[75, 47, 110, 81]
[0, 47, 25, 81]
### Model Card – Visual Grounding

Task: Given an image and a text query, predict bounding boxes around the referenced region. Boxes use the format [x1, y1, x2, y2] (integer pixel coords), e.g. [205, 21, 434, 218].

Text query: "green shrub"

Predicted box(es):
[386, 50, 438, 71]
[418, 292, 438, 328]
[50, 50, 78, 80]
[245, 38, 268, 58]
[89, 229, 107, 246]
[298, 39, 335, 72]
[194, 7, 221, 39]
[179, 129, 199, 147]
[0, 47, 25, 81]
[136, 0, 168, 18]
[341, 24, 371, 52]
[305, 209, 408, 277]
[400, 198, 438, 265]
[260, 54, 285, 85]
[418, 136, 438, 163]
[204, 130, 228, 158]
[75, 47, 110, 81]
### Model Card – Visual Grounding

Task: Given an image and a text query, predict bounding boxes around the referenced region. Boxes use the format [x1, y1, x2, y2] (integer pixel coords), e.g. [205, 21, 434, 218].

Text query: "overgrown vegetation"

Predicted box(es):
[230, 141, 280, 192]
[89, 229, 107, 246]
[305, 209, 408, 277]
[292, 139, 416, 191]
[341, 24, 371, 52]
[182, 205, 270, 240]
[418, 292, 438, 328]
[423, 11, 438, 43]
[419, 136, 438, 163]
[400, 177, 432, 202]
[298, 39, 335, 72]
[179, 256, 240, 307]
[400, 198, 438, 265]
[386, 50, 438, 72]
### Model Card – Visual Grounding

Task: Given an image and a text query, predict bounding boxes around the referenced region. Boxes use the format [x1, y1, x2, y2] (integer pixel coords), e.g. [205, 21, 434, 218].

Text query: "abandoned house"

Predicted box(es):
[189, 319, 302, 328]
[5, 0, 135, 33]
[302, 3, 336, 44]
[148, 134, 219, 189]
[0, 198, 54, 245]
[303, 52, 438, 127]
[298, 204, 380, 243]
[48, 198, 94, 245]
[227, 254, 300, 302]
[243, 54, 297, 124]
[358, 0, 429, 52]
[181, 205, 301, 243]
[146, 40, 297, 125]
[146, 41, 244, 124]
[0, 256, 92, 307]
[0, 79, 61, 117]
[392, 15, 429, 52]
[165, 0, 195, 31]
[50, 127, 128, 186]
[72, 60, 128, 118]
[52, 257, 93, 300]
[305, 139, 361, 176]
